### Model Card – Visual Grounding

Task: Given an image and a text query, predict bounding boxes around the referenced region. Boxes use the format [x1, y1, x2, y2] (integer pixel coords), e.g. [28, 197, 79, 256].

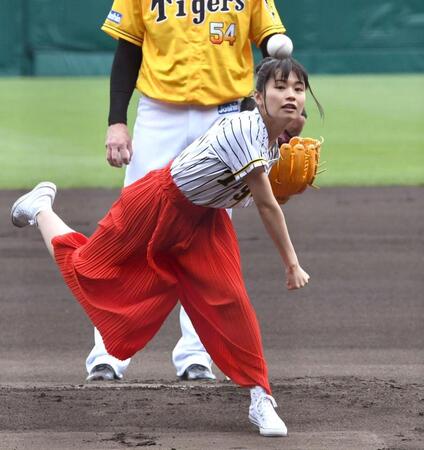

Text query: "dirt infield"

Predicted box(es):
[1, 187, 423, 449]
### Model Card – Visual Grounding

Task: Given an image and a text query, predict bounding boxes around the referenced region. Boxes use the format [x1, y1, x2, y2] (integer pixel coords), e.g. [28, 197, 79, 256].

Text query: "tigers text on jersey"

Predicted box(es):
[102, 0, 285, 106]
[170, 108, 279, 208]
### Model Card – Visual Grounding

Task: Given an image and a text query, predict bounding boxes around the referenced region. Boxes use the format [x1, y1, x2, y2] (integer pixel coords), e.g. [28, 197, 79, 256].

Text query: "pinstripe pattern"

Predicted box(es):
[171, 109, 279, 208]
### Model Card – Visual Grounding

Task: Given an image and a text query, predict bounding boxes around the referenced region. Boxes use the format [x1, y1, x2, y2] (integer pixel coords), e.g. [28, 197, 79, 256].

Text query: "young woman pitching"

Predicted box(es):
[11, 57, 321, 437]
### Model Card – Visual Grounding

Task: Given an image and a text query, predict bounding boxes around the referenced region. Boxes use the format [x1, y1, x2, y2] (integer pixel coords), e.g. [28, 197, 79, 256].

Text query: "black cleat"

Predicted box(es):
[179, 364, 216, 381]
[86, 364, 120, 381]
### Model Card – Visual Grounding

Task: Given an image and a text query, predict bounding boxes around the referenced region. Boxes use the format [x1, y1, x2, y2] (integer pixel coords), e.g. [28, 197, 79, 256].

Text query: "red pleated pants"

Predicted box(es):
[52, 168, 270, 393]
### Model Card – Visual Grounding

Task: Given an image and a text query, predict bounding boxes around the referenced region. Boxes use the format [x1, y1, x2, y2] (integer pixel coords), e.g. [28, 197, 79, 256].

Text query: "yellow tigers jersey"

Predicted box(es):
[102, 0, 285, 105]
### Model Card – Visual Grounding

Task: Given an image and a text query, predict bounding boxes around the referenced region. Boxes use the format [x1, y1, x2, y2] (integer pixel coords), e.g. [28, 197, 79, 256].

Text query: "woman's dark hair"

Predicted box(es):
[242, 57, 324, 118]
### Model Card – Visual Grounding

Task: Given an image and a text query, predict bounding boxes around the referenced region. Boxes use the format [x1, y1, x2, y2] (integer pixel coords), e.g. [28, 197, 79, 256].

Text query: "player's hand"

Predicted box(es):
[285, 264, 310, 290]
[105, 123, 133, 168]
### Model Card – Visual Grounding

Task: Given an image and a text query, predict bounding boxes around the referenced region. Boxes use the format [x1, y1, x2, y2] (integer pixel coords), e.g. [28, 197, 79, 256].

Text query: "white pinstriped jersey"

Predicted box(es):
[171, 108, 279, 208]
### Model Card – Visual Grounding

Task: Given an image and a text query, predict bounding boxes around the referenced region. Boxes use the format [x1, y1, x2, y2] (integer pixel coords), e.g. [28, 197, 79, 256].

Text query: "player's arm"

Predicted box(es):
[245, 167, 309, 290]
[260, 34, 272, 57]
[106, 39, 142, 168]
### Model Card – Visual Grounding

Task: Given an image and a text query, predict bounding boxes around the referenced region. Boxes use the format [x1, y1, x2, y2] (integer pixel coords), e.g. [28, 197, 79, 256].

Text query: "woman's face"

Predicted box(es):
[256, 70, 306, 123]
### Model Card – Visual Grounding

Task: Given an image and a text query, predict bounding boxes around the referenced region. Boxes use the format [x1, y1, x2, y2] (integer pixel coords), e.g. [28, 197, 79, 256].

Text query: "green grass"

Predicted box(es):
[303, 75, 424, 186]
[1, 78, 130, 188]
[1, 75, 423, 188]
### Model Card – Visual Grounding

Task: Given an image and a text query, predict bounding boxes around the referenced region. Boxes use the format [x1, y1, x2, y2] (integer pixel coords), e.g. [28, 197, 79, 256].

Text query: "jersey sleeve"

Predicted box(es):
[249, 0, 286, 47]
[101, 0, 145, 47]
[212, 113, 269, 182]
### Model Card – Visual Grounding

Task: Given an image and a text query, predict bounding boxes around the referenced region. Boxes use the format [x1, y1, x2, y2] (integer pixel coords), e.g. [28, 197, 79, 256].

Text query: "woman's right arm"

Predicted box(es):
[245, 167, 310, 290]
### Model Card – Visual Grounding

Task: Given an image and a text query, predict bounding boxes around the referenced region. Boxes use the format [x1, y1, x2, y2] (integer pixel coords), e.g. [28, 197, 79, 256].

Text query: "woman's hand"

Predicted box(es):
[286, 264, 310, 290]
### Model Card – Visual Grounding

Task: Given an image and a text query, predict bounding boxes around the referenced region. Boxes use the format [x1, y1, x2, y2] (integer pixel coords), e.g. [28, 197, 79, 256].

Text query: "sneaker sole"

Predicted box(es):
[249, 414, 288, 437]
[11, 182, 56, 227]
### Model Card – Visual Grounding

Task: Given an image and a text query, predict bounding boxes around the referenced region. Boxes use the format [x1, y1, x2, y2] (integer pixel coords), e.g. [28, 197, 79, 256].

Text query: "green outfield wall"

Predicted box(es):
[1, 0, 423, 76]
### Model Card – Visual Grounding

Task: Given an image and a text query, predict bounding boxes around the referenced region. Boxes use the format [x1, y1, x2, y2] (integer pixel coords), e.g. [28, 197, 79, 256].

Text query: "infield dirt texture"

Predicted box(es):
[1, 186, 423, 449]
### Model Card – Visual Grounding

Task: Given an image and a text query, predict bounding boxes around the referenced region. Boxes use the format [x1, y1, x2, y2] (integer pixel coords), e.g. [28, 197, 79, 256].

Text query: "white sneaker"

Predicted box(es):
[11, 182, 57, 227]
[249, 391, 288, 437]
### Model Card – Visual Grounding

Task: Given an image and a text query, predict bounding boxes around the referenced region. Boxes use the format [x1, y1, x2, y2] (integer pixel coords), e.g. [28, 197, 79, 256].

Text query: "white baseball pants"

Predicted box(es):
[86, 95, 240, 378]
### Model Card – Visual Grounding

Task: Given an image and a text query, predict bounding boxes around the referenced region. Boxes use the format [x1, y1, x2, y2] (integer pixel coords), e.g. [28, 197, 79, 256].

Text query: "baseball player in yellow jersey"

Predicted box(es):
[102, 0, 286, 105]
[85, 0, 304, 382]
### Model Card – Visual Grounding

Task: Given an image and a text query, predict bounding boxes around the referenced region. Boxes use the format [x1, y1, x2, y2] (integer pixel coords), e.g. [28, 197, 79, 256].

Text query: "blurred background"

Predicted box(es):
[1, 0, 423, 187]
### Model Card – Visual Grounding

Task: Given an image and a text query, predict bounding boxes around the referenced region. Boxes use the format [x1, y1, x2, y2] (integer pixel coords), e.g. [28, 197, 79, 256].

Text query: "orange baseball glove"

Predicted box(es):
[269, 136, 323, 204]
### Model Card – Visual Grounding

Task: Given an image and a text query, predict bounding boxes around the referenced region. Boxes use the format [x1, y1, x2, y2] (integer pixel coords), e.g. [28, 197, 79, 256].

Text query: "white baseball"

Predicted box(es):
[267, 34, 293, 59]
